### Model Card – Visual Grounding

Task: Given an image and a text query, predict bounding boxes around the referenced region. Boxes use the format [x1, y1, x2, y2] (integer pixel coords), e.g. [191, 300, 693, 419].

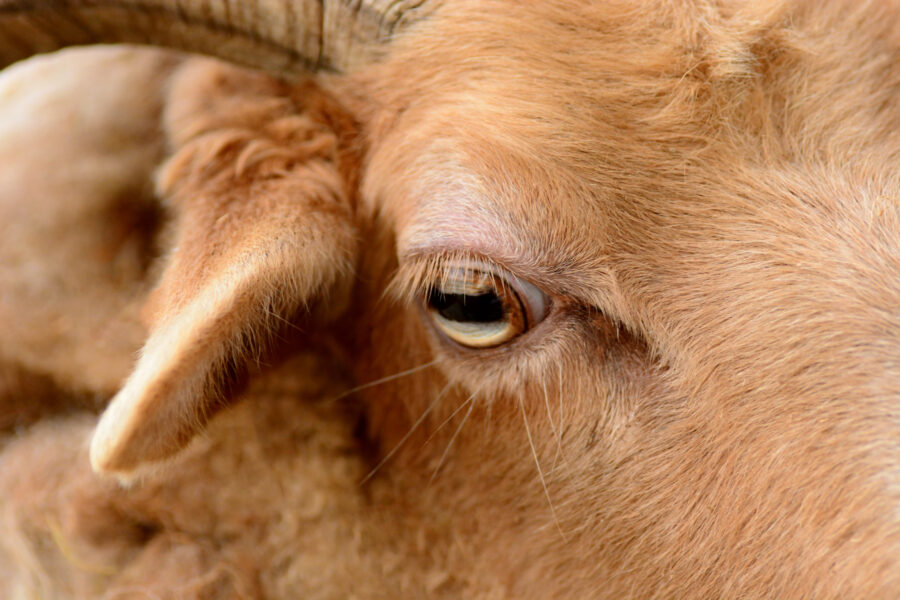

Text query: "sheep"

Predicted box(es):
[0, 0, 898, 598]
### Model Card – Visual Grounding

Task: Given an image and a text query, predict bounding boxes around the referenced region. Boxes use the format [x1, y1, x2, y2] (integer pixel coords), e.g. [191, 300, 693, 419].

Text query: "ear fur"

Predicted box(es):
[90, 60, 359, 479]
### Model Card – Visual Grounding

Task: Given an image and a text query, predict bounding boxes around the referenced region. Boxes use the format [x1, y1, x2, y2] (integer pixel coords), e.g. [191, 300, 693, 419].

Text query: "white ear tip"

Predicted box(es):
[89, 388, 138, 476]
[88, 320, 202, 478]
[89, 359, 179, 478]
[89, 429, 112, 474]
[89, 439, 126, 479]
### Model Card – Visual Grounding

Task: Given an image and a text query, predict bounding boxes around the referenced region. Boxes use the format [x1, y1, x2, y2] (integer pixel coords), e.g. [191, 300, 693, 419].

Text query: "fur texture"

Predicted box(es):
[0, 0, 898, 597]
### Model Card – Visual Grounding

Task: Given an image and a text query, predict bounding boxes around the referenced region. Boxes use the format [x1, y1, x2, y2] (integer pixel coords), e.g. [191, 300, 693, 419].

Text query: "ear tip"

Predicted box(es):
[89, 378, 205, 481]
[89, 387, 160, 480]
[89, 412, 134, 477]
[88, 355, 191, 478]
[89, 417, 160, 486]
[89, 452, 142, 487]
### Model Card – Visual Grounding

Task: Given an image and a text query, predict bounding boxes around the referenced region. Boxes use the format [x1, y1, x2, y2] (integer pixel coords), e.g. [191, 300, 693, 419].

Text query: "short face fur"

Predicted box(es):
[346, 3, 900, 595]
[0, 0, 897, 598]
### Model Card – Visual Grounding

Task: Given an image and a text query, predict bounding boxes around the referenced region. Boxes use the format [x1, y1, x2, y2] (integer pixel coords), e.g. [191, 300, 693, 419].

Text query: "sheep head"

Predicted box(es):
[0, 0, 898, 598]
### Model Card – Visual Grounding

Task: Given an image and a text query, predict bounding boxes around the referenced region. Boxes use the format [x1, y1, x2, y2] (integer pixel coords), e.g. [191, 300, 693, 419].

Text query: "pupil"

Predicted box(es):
[428, 290, 505, 323]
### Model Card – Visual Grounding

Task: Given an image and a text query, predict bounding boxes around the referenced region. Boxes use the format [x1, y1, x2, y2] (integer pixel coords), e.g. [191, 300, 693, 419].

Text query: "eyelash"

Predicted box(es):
[390, 252, 489, 305]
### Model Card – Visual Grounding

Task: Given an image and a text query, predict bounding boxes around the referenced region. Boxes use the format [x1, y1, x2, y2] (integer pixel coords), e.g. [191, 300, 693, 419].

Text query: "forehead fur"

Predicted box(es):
[359, 0, 897, 231]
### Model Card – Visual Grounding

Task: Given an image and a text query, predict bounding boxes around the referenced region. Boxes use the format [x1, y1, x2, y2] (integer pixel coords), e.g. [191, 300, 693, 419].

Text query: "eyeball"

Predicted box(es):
[426, 265, 549, 348]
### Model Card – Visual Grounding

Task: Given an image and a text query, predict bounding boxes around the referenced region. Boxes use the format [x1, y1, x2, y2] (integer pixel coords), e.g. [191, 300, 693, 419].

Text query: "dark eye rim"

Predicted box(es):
[421, 262, 552, 350]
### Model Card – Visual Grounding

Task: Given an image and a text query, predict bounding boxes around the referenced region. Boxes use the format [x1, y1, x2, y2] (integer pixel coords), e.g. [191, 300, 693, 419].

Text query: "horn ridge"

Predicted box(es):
[0, 0, 400, 75]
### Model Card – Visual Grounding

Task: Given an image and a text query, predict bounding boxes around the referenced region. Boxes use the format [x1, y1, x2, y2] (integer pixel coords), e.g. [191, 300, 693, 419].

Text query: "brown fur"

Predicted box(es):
[1, 0, 898, 597]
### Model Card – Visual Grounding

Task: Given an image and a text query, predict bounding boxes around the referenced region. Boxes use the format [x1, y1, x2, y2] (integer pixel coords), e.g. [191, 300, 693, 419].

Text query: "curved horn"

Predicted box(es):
[0, 0, 422, 75]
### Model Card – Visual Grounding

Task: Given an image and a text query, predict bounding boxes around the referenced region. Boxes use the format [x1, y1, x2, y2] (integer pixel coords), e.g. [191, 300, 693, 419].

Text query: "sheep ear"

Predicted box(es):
[91, 173, 356, 479]
[90, 66, 358, 479]
[90, 175, 356, 480]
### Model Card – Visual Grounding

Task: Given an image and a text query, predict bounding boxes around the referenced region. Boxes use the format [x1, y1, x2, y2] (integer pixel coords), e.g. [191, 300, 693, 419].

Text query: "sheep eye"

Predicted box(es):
[426, 267, 549, 348]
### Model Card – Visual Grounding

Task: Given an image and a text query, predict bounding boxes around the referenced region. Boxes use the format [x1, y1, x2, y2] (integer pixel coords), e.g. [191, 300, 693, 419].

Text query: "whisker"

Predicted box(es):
[478, 394, 495, 480]
[264, 306, 305, 333]
[429, 392, 476, 484]
[557, 363, 566, 448]
[425, 391, 478, 444]
[519, 396, 568, 542]
[333, 360, 439, 401]
[259, 308, 300, 354]
[359, 381, 452, 484]
[542, 375, 563, 472]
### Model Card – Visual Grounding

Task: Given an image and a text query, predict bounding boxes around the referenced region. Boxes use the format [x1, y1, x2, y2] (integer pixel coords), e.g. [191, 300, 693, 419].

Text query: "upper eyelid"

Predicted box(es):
[388, 252, 473, 305]
[390, 251, 527, 304]
[393, 247, 588, 303]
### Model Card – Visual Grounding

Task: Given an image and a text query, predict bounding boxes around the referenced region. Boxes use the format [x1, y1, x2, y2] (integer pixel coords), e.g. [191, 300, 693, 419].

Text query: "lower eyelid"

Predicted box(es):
[431, 312, 517, 348]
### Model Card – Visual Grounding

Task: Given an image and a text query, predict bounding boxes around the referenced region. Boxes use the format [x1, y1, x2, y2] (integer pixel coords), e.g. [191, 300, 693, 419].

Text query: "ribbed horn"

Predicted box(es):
[0, 0, 424, 75]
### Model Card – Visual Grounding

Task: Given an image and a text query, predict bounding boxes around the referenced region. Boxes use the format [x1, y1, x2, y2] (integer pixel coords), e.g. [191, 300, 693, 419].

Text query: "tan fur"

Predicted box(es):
[0, 0, 898, 597]
[91, 61, 360, 477]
